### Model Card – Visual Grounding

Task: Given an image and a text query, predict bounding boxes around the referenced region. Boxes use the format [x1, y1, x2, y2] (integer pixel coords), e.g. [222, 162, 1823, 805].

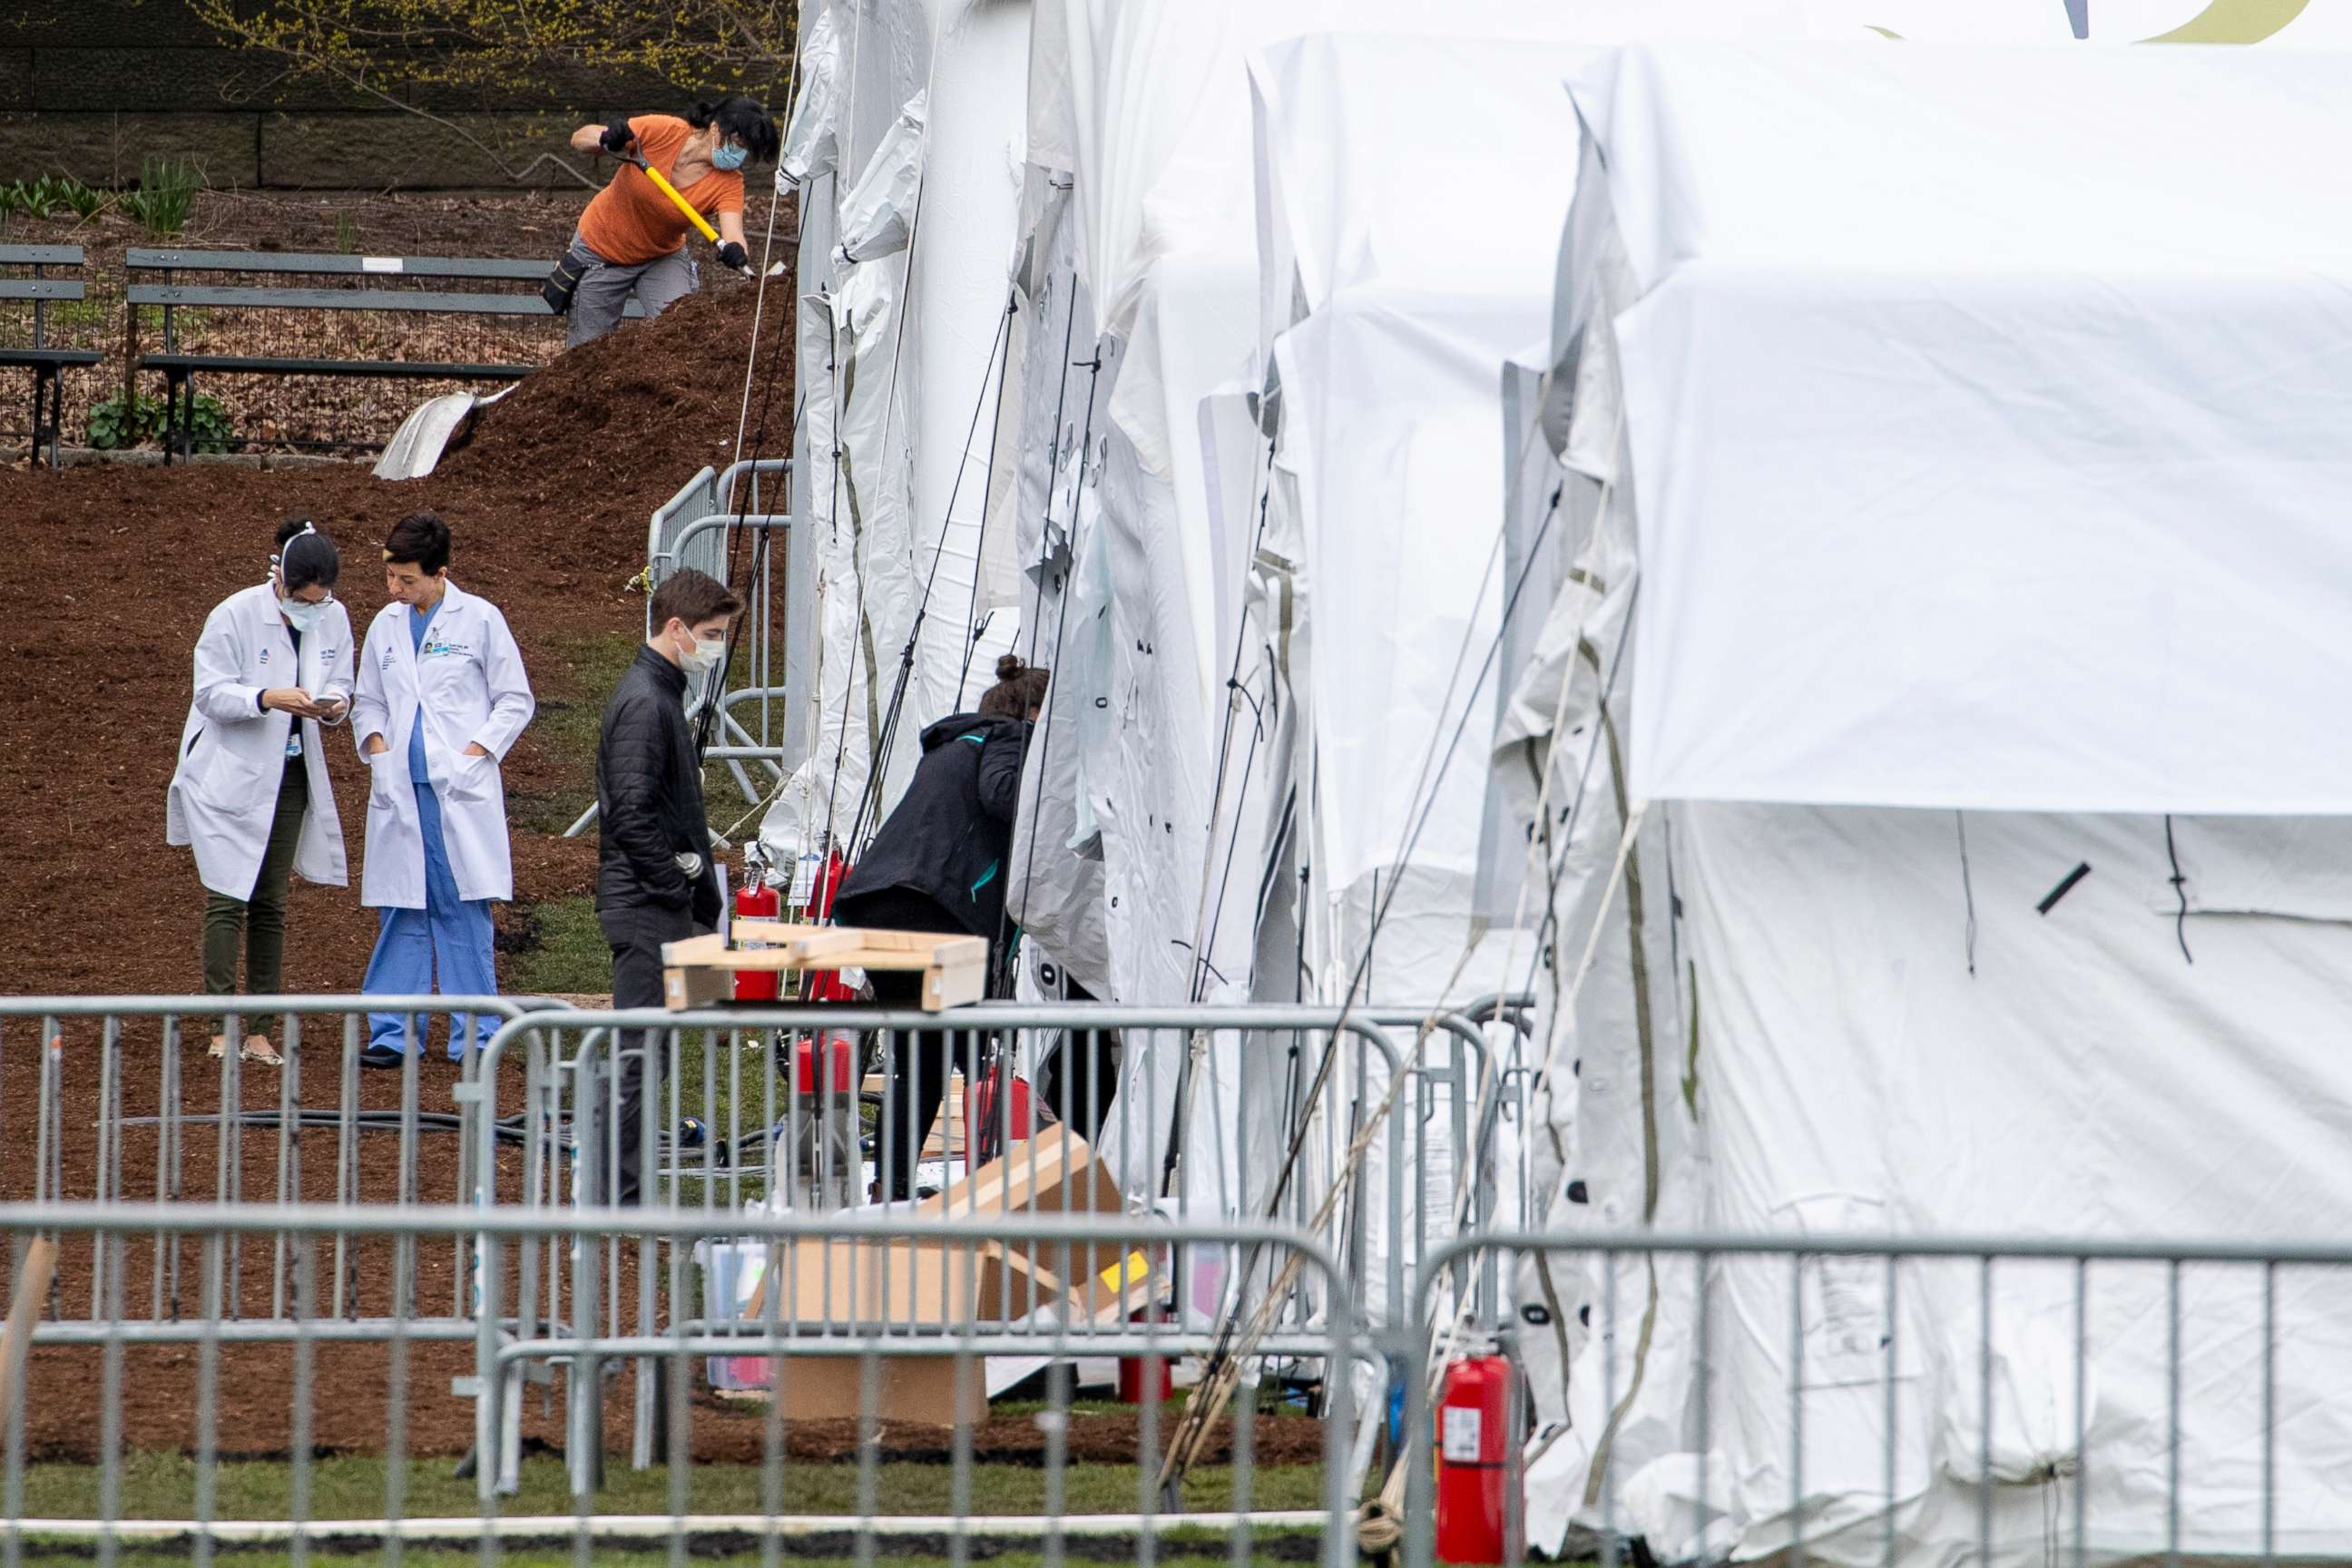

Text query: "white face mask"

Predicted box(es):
[677, 628, 726, 675]
[279, 596, 330, 633]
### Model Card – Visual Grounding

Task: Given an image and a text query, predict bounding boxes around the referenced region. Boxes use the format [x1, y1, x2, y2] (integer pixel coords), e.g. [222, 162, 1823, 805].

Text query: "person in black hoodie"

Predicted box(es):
[836, 654, 1048, 1200]
[594, 566, 741, 1204]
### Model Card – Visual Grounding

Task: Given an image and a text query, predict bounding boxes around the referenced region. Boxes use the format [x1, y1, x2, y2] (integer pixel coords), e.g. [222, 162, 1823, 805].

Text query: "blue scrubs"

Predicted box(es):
[363, 599, 498, 1058]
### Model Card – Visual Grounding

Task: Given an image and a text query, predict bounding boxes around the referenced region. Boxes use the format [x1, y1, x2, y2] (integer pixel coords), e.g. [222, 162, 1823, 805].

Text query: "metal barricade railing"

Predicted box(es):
[466, 1004, 1428, 1488]
[1399, 1227, 2352, 1568]
[2, 995, 560, 1333]
[632, 457, 807, 818]
[4, 1201, 1367, 1568]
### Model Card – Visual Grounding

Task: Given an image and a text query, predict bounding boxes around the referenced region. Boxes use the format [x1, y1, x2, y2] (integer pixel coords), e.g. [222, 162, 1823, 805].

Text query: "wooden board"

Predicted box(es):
[662, 923, 987, 1012]
[0, 1238, 58, 1419]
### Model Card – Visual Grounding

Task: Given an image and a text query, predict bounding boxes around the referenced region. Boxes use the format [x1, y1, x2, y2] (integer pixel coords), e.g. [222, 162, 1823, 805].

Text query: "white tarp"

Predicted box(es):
[1504, 34, 2352, 1566]
[769, 0, 1034, 875]
[1573, 43, 2352, 814]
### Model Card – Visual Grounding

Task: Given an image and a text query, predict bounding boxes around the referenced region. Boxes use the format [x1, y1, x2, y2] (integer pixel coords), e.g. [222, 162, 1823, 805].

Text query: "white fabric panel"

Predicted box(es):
[1567, 44, 2352, 811]
[1602, 802, 2352, 1563]
[779, 2, 846, 183]
[908, 2, 1029, 726]
[1253, 34, 1583, 898]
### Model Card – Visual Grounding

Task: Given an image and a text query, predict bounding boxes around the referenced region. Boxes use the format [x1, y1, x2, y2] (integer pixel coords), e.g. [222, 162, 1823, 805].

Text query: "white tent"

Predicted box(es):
[1504, 40, 2352, 1564]
[763, 0, 1030, 880]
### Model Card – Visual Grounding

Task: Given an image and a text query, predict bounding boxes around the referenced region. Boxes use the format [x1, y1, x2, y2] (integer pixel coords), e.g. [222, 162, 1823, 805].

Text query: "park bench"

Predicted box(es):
[0, 245, 103, 469]
[126, 248, 642, 460]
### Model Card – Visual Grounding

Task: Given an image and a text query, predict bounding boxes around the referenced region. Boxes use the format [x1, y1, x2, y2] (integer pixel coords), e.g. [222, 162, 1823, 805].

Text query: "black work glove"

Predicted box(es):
[717, 240, 749, 272]
[600, 120, 636, 155]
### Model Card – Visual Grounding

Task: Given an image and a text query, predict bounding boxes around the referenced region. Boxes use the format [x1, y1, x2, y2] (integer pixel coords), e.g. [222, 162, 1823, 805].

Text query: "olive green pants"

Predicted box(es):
[201, 756, 309, 1044]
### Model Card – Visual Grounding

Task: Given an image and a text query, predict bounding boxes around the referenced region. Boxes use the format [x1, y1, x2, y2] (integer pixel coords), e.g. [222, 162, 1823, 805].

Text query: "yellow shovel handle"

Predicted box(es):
[632, 156, 720, 245]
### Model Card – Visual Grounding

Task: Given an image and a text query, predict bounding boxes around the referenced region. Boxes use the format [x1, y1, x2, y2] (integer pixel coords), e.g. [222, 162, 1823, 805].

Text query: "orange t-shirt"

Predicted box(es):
[577, 115, 745, 266]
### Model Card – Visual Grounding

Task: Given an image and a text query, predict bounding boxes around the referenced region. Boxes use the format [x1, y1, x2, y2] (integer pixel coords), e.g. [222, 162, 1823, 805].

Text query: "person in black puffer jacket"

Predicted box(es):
[594, 566, 740, 1204]
[836, 653, 1048, 1199]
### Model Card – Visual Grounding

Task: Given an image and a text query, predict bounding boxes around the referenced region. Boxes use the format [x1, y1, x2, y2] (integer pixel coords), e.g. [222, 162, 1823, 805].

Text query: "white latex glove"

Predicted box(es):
[674, 851, 706, 880]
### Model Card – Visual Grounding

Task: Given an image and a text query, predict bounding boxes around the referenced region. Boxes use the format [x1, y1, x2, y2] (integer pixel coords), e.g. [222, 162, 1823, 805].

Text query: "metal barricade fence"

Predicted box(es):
[3, 1201, 1366, 1568]
[637, 457, 808, 817]
[0, 993, 1534, 1544]
[2, 996, 555, 1334]
[1397, 1227, 2352, 1568]
[467, 1004, 1447, 1487]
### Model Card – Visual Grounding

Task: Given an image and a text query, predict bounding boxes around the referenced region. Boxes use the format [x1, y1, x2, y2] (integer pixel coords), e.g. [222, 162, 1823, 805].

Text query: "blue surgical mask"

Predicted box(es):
[712, 141, 748, 172]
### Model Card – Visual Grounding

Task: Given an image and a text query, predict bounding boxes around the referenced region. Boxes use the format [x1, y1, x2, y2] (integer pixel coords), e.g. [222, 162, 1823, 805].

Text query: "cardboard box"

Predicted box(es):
[734, 1132, 1159, 1422]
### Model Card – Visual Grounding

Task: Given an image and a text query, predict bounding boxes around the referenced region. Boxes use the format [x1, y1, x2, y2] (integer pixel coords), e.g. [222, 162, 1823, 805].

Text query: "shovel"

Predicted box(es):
[618, 152, 757, 276]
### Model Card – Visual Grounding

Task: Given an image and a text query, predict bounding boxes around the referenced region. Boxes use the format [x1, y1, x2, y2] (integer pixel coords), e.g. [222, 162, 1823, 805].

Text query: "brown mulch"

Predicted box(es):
[0, 185, 794, 448]
[0, 220, 906, 1464]
[0, 271, 788, 997]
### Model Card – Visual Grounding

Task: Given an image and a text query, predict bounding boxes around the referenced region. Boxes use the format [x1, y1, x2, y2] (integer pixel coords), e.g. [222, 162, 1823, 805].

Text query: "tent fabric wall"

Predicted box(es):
[769, 0, 1034, 875]
[1570, 43, 2352, 814]
[1504, 35, 2352, 1565]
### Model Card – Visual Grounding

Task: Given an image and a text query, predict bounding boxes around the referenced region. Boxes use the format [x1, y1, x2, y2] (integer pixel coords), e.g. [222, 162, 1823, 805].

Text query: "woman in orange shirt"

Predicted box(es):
[560, 96, 779, 348]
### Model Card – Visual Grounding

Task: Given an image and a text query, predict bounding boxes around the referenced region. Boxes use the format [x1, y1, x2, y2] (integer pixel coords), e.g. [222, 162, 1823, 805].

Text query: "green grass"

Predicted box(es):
[505, 896, 611, 996]
[507, 631, 642, 838]
[16, 1450, 1329, 1524]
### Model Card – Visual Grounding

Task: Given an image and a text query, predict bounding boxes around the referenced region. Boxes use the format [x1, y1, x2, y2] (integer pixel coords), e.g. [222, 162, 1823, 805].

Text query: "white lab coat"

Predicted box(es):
[166, 582, 356, 899]
[351, 581, 535, 907]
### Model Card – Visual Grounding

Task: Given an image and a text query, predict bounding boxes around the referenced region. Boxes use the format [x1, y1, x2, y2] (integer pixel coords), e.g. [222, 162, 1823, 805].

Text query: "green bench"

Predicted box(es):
[126, 249, 642, 459]
[0, 245, 103, 468]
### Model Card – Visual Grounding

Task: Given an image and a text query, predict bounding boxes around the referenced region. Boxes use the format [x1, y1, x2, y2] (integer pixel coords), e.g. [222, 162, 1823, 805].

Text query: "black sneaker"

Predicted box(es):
[359, 1044, 406, 1071]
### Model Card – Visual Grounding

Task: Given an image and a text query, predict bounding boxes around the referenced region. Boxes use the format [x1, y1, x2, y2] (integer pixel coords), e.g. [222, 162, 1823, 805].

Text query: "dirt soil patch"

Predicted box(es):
[0, 221, 824, 1459]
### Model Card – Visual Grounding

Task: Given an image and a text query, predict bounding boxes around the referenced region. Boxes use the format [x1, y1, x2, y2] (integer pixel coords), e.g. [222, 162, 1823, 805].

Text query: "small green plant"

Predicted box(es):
[10, 175, 62, 219]
[332, 211, 360, 253]
[85, 390, 238, 454]
[123, 156, 202, 239]
[59, 175, 106, 220]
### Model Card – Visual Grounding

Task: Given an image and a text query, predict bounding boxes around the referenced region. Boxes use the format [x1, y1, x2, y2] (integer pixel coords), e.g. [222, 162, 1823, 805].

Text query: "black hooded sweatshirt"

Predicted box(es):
[835, 712, 1031, 940]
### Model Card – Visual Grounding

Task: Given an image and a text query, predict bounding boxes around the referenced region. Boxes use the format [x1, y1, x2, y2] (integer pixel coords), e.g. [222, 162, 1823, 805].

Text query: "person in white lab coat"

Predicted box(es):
[352, 512, 535, 1067]
[166, 518, 355, 1065]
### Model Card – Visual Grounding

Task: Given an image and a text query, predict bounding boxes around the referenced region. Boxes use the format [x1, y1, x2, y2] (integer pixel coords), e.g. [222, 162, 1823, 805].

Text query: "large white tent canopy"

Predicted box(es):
[1576, 43, 2352, 812]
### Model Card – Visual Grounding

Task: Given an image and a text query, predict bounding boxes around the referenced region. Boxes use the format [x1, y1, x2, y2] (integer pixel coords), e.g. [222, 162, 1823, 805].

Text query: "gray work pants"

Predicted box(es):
[564, 234, 698, 348]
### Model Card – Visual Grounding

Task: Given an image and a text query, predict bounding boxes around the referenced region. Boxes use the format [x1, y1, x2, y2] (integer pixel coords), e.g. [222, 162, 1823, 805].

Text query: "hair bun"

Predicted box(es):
[995, 653, 1026, 681]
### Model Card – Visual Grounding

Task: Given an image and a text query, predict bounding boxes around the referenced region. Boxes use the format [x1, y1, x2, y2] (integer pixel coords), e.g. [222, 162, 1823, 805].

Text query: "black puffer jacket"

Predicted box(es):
[594, 646, 719, 926]
[836, 713, 1031, 940]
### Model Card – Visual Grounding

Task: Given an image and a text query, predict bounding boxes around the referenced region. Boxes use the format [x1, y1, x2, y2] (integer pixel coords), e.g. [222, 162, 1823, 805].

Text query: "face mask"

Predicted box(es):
[279, 594, 330, 632]
[678, 629, 726, 675]
[711, 141, 748, 171]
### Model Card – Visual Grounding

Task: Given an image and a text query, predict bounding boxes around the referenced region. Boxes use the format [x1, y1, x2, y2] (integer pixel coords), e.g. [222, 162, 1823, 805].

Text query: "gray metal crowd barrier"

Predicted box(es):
[462, 1001, 1526, 1488]
[1390, 1227, 2352, 1568]
[3, 1201, 1366, 1568]
[2, 993, 1537, 1516]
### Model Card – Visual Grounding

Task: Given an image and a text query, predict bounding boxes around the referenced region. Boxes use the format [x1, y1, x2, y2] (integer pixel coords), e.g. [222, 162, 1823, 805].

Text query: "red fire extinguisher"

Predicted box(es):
[963, 1066, 1034, 1172]
[1434, 1348, 1524, 1564]
[1116, 1302, 1174, 1404]
[796, 849, 858, 1004]
[732, 854, 782, 1002]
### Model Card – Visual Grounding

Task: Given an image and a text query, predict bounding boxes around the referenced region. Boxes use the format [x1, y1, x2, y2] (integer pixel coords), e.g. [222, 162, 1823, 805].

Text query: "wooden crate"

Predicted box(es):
[661, 921, 987, 1012]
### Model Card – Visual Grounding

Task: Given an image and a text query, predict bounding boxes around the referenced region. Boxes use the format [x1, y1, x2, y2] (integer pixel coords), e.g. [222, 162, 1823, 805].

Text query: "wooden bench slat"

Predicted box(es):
[0, 280, 87, 300]
[129, 284, 560, 316]
[0, 348, 103, 367]
[127, 249, 550, 280]
[0, 245, 86, 266]
[141, 353, 533, 379]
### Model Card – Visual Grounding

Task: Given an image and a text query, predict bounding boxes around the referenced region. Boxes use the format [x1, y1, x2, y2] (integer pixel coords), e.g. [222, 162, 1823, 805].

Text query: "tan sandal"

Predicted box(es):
[207, 1034, 284, 1066]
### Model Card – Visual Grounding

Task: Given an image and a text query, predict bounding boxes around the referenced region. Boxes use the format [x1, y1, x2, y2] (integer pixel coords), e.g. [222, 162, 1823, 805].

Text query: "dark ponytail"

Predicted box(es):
[980, 654, 1050, 720]
[684, 94, 780, 163]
